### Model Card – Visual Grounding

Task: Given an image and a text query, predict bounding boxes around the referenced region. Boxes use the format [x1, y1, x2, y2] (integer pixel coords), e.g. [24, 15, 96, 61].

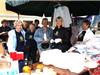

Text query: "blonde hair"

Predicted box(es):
[14, 20, 23, 28]
[55, 16, 64, 27]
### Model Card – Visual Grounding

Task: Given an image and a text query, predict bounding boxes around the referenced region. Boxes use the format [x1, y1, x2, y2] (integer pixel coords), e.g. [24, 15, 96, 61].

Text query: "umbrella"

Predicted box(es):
[6, 1, 100, 17]
[6, 1, 55, 17]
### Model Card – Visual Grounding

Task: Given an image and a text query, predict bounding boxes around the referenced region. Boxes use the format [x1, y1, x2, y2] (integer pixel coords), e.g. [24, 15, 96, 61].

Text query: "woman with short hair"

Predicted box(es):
[7, 20, 25, 73]
[50, 16, 72, 52]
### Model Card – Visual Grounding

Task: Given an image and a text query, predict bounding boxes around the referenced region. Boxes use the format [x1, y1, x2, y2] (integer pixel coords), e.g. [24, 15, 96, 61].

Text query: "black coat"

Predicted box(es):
[51, 27, 72, 52]
[0, 26, 11, 41]
[25, 31, 37, 51]
[25, 31, 38, 63]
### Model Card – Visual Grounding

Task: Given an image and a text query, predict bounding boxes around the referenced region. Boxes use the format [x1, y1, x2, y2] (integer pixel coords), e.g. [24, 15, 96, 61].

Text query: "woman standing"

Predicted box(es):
[7, 20, 25, 73]
[51, 16, 72, 52]
[25, 23, 38, 64]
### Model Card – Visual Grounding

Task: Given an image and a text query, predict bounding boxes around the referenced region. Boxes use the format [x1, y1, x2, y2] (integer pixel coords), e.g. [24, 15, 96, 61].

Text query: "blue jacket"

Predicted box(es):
[34, 27, 53, 51]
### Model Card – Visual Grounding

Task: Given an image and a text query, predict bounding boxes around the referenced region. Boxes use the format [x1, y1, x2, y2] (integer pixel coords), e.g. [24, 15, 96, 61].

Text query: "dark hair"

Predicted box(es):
[42, 18, 48, 21]
[42, 18, 48, 25]
[83, 19, 91, 26]
[34, 19, 39, 23]
[1, 19, 8, 24]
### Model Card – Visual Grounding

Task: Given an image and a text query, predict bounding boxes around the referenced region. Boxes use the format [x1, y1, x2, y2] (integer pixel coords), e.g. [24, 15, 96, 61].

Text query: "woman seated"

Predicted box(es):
[50, 16, 72, 52]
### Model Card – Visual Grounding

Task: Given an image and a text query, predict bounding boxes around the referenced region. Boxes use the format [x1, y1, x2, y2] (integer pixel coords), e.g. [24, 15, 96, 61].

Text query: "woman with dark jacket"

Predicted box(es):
[7, 20, 25, 73]
[25, 23, 38, 63]
[50, 16, 72, 52]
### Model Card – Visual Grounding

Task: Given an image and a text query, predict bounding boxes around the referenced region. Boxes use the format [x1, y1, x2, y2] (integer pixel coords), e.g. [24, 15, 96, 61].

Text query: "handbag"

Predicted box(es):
[41, 42, 49, 49]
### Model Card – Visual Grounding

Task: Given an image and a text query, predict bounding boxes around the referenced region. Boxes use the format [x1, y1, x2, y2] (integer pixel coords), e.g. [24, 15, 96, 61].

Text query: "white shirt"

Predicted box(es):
[78, 28, 95, 44]
[53, 6, 72, 27]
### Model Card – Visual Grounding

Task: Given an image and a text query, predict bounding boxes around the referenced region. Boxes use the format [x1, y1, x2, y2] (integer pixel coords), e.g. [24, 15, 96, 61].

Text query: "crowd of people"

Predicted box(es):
[0, 16, 99, 74]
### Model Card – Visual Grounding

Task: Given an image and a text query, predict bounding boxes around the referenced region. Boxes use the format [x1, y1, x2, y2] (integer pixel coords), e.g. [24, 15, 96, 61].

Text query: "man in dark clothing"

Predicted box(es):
[23, 21, 29, 32]
[0, 19, 11, 41]
[34, 19, 40, 30]
[0, 19, 11, 50]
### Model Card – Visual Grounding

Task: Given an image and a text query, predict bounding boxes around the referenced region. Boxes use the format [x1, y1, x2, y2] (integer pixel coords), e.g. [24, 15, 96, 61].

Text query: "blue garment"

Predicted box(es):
[34, 27, 53, 51]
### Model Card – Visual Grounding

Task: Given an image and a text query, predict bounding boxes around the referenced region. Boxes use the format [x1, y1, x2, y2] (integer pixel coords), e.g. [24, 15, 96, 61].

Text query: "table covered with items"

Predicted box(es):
[38, 49, 100, 75]
[33, 35, 100, 75]
[0, 35, 100, 75]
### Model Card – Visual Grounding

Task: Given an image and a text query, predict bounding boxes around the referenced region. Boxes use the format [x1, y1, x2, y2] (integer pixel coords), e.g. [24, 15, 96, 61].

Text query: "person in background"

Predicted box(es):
[77, 19, 95, 44]
[34, 19, 40, 29]
[0, 19, 11, 50]
[50, 16, 72, 52]
[7, 20, 25, 73]
[25, 23, 38, 64]
[71, 25, 79, 45]
[95, 21, 100, 35]
[34, 18, 53, 53]
[23, 21, 29, 32]
[0, 19, 11, 41]
[68, 20, 94, 75]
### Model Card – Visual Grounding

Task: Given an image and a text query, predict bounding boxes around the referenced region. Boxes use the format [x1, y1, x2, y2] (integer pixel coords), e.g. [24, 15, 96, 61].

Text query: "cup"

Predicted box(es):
[10, 51, 17, 61]
[16, 52, 24, 60]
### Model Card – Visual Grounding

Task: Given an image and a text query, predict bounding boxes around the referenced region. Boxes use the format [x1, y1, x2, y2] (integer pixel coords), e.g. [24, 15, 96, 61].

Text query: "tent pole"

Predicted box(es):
[18, 13, 20, 19]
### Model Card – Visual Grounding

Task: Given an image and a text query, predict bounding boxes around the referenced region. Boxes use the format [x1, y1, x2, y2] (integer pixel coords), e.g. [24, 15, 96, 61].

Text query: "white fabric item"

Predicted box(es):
[50, 39, 55, 43]
[77, 28, 95, 45]
[83, 28, 95, 44]
[85, 61, 99, 68]
[43, 33, 48, 41]
[50, 38, 62, 43]
[40, 49, 99, 73]
[40, 49, 85, 73]
[54, 38, 62, 43]
[53, 6, 72, 27]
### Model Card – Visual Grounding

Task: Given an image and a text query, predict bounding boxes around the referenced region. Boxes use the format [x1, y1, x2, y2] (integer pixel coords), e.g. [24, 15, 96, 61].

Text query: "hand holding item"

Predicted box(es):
[55, 38, 62, 43]
[50, 39, 55, 43]
[42, 40, 49, 43]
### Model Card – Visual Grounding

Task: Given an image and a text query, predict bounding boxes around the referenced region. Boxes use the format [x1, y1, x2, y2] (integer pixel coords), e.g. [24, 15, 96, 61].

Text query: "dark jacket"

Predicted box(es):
[25, 30, 38, 63]
[51, 27, 72, 52]
[0, 26, 11, 41]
